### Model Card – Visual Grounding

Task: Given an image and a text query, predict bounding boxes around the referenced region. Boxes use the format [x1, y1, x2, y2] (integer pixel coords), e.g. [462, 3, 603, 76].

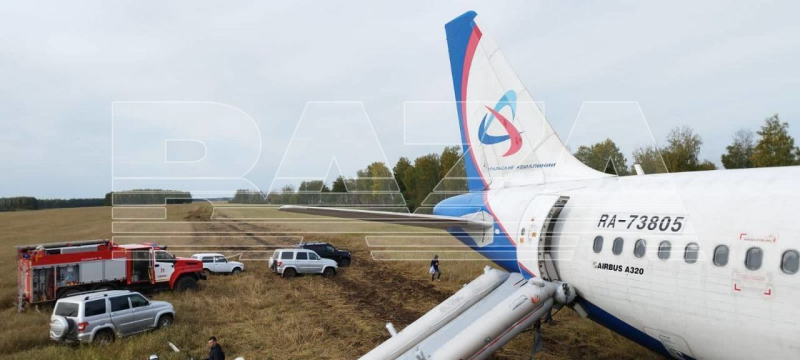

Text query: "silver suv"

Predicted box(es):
[50, 290, 174, 344]
[269, 249, 338, 277]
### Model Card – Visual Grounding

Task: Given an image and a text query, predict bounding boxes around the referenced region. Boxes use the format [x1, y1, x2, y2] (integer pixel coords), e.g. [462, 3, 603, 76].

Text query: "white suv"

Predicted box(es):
[191, 253, 245, 275]
[269, 249, 338, 278]
[50, 290, 174, 344]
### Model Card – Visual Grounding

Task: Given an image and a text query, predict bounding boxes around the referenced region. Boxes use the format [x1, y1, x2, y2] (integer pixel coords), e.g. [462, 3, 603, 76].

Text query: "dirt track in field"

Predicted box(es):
[189, 209, 450, 329]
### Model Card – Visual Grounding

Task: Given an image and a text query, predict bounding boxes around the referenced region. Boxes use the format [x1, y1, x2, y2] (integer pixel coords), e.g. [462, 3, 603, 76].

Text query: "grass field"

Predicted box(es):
[0, 204, 661, 360]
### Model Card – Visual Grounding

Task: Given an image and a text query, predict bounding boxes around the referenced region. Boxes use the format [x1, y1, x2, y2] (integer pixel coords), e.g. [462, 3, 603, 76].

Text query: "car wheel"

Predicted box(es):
[174, 276, 199, 292]
[339, 258, 351, 267]
[203, 269, 212, 277]
[231, 267, 242, 275]
[323, 267, 336, 277]
[156, 314, 174, 329]
[94, 329, 115, 345]
[283, 268, 296, 278]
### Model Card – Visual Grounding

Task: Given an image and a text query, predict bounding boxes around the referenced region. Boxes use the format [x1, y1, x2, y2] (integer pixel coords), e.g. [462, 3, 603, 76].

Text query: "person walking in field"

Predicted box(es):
[430, 255, 441, 281]
[204, 336, 225, 360]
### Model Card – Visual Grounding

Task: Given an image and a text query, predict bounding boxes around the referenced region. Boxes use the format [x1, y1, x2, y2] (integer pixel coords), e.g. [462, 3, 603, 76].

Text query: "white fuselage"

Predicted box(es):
[486, 166, 800, 359]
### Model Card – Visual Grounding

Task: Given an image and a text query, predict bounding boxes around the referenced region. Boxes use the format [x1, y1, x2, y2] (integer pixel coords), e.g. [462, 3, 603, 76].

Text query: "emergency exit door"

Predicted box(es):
[516, 195, 568, 278]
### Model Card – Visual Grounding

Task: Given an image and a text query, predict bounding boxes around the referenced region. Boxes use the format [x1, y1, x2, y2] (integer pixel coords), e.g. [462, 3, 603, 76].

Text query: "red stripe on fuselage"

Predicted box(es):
[460, 25, 488, 189]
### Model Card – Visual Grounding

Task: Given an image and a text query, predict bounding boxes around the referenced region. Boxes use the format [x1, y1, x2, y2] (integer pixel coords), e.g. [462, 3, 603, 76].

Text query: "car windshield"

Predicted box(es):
[155, 251, 176, 262]
[54, 302, 79, 317]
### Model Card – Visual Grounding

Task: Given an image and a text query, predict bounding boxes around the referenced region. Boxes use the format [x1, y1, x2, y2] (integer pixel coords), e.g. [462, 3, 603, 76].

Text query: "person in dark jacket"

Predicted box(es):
[205, 336, 225, 360]
[430, 255, 441, 281]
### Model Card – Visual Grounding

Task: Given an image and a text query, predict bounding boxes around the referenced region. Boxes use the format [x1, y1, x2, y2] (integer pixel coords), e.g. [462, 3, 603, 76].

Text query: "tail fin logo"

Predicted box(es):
[477, 90, 523, 157]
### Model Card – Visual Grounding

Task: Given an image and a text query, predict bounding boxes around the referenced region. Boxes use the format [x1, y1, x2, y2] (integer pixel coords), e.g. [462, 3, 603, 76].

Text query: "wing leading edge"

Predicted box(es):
[278, 205, 493, 230]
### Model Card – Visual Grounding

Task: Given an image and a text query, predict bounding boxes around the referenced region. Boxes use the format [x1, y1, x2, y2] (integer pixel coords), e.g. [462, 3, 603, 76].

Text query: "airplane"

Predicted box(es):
[281, 10, 800, 360]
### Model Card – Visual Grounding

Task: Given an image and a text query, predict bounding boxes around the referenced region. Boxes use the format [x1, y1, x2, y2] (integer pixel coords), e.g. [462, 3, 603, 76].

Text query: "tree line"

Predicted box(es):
[574, 114, 800, 175]
[229, 146, 467, 212]
[234, 113, 798, 212]
[0, 190, 192, 212]
[5, 114, 796, 212]
[0, 197, 105, 212]
[104, 190, 193, 205]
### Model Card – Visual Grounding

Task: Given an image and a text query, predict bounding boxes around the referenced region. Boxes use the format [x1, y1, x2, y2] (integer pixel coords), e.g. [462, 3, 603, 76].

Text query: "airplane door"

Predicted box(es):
[516, 195, 567, 278]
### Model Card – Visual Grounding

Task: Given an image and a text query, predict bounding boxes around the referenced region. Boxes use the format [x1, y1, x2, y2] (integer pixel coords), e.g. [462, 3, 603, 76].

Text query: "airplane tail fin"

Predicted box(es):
[445, 11, 606, 191]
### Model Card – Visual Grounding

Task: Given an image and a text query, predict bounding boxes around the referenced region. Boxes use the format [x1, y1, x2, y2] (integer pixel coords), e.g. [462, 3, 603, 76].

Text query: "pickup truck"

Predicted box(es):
[296, 242, 351, 267]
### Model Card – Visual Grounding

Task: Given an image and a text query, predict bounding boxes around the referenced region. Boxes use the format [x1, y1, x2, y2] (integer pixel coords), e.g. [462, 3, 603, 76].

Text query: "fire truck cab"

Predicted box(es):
[16, 239, 206, 307]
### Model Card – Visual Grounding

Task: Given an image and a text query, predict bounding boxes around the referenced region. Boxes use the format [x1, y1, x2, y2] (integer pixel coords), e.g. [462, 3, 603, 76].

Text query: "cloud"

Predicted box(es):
[0, 1, 798, 197]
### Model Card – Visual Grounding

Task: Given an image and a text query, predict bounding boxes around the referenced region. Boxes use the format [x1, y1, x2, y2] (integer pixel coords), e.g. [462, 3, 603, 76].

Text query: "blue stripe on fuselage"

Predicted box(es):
[578, 298, 695, 360]
[434, 192, 519, 273]
[445, 11, 486, 192]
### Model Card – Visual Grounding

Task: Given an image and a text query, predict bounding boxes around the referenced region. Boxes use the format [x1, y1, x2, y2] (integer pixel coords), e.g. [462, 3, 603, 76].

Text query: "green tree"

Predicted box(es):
[279, 185, 296, 204]
[661, 126, 717, 172]
[439, 146, 461, 179]
[631, 146, 667, 174]
[331, 176, 347, 192]
[573, 139, 630, 176]
[438, 146, 468, 192]
[721, 129, 755, 169]
[751, 114, 798, 167]
[393, 157, 414, 209]
[410, 154, 441, 211]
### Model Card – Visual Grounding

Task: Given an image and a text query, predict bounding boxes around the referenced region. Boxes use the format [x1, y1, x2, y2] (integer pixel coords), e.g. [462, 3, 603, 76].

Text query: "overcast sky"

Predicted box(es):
[1, 1, 799, 198]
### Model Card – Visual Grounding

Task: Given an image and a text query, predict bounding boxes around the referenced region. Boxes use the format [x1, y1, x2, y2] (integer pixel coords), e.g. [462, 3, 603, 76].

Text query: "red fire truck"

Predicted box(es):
[16, 239, 206, 306]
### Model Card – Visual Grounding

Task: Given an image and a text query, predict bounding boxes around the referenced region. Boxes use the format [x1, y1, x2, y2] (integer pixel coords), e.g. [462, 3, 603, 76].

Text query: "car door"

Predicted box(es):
[214, 256, 230, 273]
[108, 296, 135, 335]
[128, 293, 155, 332]
[324, 245, 337, 262]
[201, 256, 214, 272]
[153, 250, 176, 283]
[308, 251, 324, 273]
[295, 251, 309, 273]
[280, 251, 294, 273]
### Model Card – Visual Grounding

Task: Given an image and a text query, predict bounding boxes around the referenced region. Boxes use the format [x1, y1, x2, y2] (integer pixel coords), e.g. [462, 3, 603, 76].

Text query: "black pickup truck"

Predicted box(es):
[297, 242, 352, 267]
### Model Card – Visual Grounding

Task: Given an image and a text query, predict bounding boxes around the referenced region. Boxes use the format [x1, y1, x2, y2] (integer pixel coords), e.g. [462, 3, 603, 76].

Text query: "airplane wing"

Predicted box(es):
[278, 205, 493, 230]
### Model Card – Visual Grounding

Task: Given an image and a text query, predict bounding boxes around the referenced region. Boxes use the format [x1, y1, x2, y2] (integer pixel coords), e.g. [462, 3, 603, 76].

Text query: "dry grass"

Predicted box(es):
[0, 204, 661, 359]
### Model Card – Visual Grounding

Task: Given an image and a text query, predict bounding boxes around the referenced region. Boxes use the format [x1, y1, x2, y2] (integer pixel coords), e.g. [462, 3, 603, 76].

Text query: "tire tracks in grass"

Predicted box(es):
[188, 214, 450, 329]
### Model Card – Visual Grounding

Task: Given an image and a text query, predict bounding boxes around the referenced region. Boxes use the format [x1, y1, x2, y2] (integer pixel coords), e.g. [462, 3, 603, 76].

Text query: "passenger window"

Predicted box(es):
[745, 247, 763, 270]
[658, 241, 671, 260]
[593, 236, 603, 253]
[713, 245, 729, 266]
[202, 257, 213, 263]
[84, 299, 106, 317]
[612, 237, 623, 255]
[281, 252, 293, 260]
[326, 246, 335, 254]
[296, 252, 308, 260]
[309, 253, 320, 260]
[634, 239, 646, 258]
[110, 296, 130, 312]
[129, 294, 149, 308]
[215, 256, 227, 263]
[684, 243, 699, 264]
[781, 250, 799, 275]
